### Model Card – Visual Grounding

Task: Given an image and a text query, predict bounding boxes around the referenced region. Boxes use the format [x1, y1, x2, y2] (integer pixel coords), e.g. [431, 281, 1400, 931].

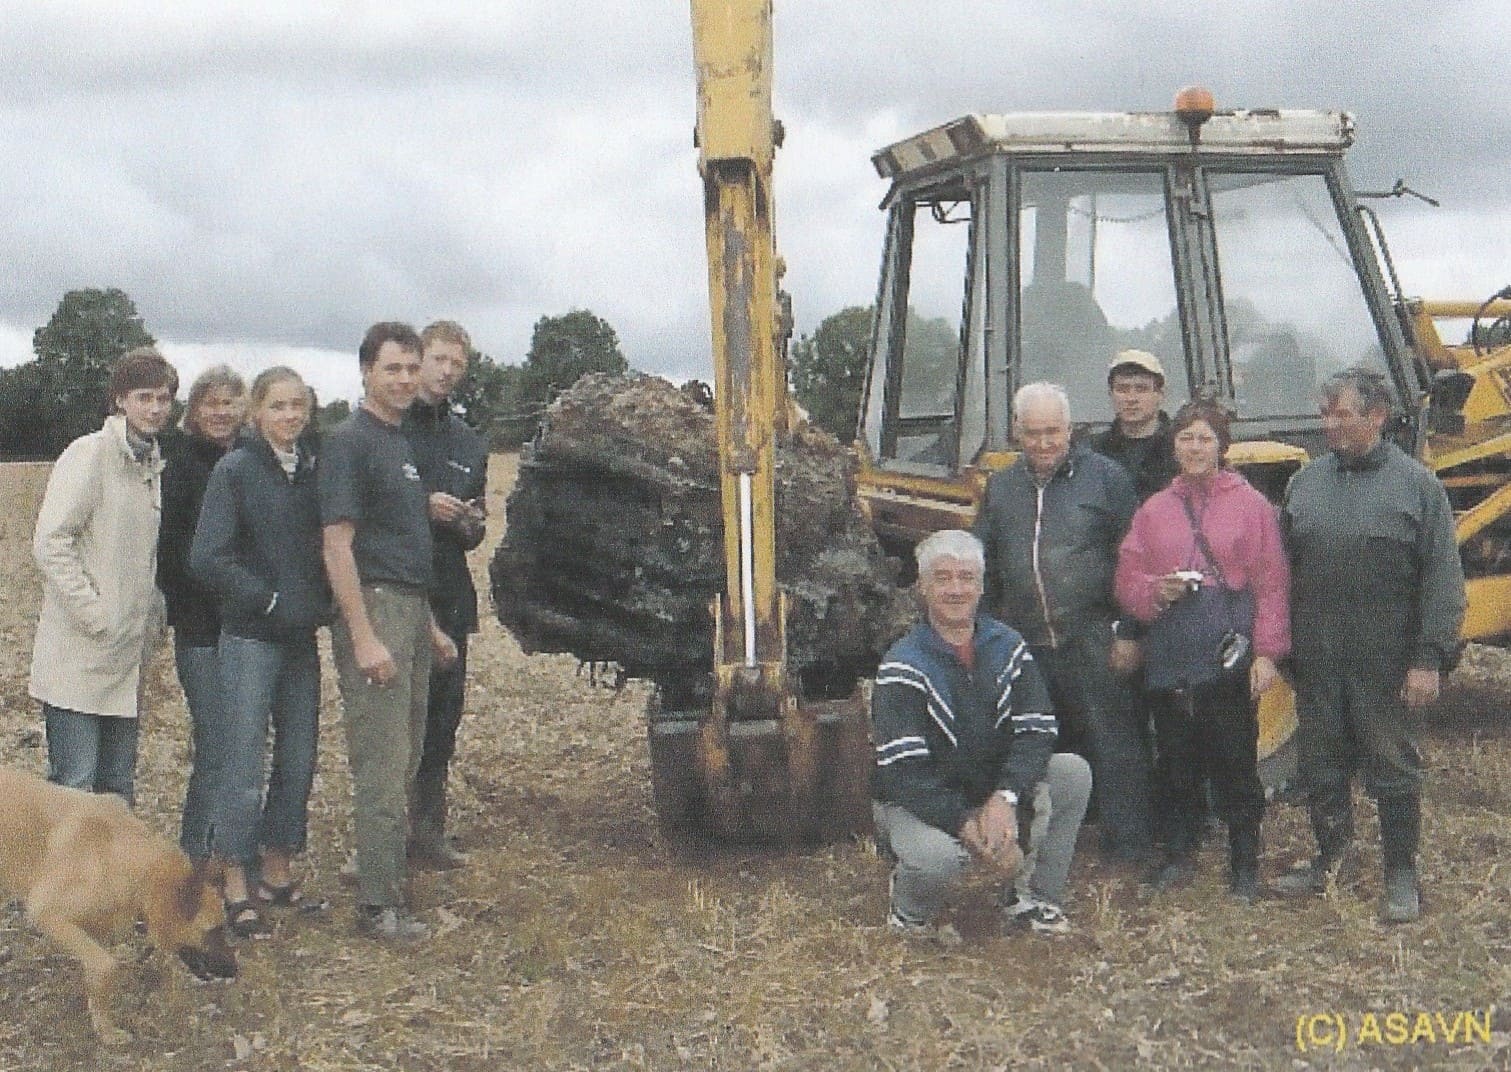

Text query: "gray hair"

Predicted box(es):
[915, 529, 985, 575]
[182, 363, 247, 434]
[1012, 381, 1071, 426]
[1322, 365, 1394, 415]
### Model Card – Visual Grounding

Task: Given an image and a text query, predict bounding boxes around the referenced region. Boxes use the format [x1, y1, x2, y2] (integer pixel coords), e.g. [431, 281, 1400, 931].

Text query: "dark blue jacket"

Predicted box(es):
[191, 435, 330, 642]
[872, 615, 1058, 835]
[403, 399, 488, 635]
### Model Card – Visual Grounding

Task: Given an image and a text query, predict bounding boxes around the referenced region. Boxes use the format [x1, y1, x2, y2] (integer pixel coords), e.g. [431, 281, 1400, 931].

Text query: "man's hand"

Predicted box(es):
[1249, 654, 1279, 700]
[963, 794, 1024, 880]
[1401, 667, 1440, 709]
[428, 492, 468, 525]
[1109, 637, 1143, 676]
[431, 626, 459, 671]
[355, 635, 397, 687]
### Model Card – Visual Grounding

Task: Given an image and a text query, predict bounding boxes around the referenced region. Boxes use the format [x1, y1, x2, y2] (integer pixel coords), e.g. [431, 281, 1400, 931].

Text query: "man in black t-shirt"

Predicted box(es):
[320, 321, 457, 943]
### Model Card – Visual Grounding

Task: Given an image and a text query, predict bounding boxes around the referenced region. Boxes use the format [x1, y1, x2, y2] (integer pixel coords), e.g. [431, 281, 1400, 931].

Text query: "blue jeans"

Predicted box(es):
[44, 705, 139, 804]
[210, 632, 321, 865]
[174, 640, 224, 859]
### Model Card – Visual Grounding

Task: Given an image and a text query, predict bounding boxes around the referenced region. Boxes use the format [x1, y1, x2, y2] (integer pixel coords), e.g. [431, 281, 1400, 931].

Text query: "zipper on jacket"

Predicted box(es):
[1030, 484, 1060, 649]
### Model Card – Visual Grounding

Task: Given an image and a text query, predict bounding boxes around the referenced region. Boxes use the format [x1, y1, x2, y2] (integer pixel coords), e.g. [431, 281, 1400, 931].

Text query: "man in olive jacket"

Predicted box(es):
[1277, 366, 1465, 923]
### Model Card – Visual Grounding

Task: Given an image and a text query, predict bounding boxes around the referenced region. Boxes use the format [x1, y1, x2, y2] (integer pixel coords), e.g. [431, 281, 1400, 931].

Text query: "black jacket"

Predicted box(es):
[871, 615, 1058, 835]
[1090, 412, 1178, 504]
[190, 436, 330, 642]
[402, 399, 488, 635]
[157, 432, 231, 645]
[972, 443, 1137, 650]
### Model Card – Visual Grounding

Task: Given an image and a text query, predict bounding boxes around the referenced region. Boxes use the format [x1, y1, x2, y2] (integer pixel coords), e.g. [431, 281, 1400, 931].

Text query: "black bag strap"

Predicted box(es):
[1179, 492, 1232, 590]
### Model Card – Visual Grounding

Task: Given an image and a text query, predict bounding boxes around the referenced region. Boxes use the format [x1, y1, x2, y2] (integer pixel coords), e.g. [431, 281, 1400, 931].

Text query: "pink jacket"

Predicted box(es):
[1115, 469, 1291, 659]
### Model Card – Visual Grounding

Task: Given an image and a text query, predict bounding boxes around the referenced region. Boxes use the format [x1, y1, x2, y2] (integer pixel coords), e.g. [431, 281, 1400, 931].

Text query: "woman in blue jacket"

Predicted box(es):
[191, 367, 330, 935]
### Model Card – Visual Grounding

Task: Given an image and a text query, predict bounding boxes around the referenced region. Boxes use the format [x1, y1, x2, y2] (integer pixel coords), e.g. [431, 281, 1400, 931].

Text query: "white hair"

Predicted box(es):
[1012, 381, 1071, 426]
[914, 529, 985, 575]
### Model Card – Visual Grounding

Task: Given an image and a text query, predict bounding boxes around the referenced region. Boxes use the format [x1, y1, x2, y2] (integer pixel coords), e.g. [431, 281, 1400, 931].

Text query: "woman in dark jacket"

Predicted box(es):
[158, 365, 246, 853]
[191, 366, 330, 935]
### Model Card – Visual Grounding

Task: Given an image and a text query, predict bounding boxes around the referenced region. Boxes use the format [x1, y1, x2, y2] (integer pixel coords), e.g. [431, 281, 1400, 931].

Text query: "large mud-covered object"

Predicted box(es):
[490, 374, 915, 711]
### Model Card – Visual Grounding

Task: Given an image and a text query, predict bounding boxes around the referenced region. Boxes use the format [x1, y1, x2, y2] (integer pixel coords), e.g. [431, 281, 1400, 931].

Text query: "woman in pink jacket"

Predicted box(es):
[1115, 398, 1290, 903]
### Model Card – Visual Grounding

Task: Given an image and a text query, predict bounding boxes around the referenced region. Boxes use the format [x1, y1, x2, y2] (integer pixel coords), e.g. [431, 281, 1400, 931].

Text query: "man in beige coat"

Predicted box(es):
[29, 347, 178, 805]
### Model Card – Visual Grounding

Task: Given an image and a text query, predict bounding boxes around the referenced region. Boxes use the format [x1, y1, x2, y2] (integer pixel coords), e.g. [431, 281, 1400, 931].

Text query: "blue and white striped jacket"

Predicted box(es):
[872, 615, 1058, 835]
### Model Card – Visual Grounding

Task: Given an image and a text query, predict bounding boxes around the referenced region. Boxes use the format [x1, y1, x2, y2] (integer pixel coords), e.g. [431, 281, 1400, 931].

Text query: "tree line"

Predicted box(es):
[0, 290, 631, 458]
[0, 287, 878, 459]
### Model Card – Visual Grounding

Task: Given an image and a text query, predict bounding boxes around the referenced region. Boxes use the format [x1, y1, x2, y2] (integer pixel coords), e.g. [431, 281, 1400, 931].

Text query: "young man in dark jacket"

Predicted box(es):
[401, 321, 489, 868]
[1091, 350, 1179, 504]
[873, 529, 1091, 940]
[972, 382, 1153, 865]
[1276, 367, 1465, 922]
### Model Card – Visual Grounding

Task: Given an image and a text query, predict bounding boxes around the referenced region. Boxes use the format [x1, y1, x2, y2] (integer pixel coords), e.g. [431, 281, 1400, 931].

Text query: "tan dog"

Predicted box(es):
[0, 768, 237, 1043]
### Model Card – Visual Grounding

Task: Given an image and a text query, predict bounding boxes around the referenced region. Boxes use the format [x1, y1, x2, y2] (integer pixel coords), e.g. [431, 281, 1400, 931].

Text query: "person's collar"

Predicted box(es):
[1029, 444, 1078, 486]
[1335, 438, 1389, 472]
[409, 395, 451, 422]
[359, 399, 405, 427]
[1116, 410, 1168, 441]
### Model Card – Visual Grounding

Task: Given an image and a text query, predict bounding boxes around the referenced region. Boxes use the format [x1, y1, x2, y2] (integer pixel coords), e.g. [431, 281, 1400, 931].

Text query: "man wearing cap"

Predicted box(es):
[1093, 350, 1200, 846]
[1092, 350, 1179, 504]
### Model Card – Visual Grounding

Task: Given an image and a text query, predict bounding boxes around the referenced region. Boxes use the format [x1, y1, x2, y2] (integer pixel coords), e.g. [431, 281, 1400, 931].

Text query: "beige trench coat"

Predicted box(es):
[29, 415, 166, 718]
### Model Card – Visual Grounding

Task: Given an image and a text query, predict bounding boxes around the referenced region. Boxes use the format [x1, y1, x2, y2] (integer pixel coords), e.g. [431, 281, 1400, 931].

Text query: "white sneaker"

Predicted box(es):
[1005, 896, 1071, 935]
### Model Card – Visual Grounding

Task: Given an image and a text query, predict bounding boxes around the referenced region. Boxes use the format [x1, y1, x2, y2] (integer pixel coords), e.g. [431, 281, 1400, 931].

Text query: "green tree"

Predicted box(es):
[790, 305, 873, 443]
[453, 350, 528, 449]
[520, 309, 628, 412]
[0, 288, 156, 458]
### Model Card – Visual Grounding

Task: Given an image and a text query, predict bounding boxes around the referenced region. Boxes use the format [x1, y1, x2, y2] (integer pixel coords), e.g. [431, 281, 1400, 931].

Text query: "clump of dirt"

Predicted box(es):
[490, 373, 915, 710]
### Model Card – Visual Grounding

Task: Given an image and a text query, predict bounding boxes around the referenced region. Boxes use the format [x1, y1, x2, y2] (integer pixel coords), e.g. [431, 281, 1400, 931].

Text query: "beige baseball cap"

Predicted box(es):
[1108, 349, 1165, 382]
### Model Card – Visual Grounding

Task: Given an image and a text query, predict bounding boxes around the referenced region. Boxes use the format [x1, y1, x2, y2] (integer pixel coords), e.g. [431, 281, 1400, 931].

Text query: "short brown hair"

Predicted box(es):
[421, 320, 471, 354]
[106, 346, 178, 412]
[358, 322, 422, 369]
[1170, 396, 1233, 457]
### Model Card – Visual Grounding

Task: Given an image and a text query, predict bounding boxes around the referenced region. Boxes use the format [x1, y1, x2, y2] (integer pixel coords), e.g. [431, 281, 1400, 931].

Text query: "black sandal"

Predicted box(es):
[225, 899, 271, 938]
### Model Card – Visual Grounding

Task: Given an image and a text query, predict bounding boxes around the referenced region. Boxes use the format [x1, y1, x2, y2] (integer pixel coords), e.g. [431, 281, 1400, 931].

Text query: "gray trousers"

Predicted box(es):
[331, 584, 432, 908]
[874, 752, 1092, 924]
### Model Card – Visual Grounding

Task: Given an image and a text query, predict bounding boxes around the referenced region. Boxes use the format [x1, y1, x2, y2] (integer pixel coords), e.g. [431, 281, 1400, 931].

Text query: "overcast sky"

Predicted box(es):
[0, 1, 1506, 404]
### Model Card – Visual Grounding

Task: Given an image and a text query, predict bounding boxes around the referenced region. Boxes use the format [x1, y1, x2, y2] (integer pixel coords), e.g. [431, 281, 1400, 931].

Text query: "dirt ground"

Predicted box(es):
[0, 455, 1508, 1071]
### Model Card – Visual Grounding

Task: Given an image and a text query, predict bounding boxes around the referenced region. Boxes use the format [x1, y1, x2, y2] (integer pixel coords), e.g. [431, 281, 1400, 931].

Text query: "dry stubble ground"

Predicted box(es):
[0, 455, 1508, 1071]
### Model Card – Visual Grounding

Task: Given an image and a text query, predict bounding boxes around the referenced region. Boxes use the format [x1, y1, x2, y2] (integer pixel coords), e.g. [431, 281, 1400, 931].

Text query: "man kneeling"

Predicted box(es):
[873, 530, 1091, 940]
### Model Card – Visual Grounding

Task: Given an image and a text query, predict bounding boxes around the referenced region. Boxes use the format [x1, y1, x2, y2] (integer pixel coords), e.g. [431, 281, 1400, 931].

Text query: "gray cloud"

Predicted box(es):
[0, 1, 1505, 403]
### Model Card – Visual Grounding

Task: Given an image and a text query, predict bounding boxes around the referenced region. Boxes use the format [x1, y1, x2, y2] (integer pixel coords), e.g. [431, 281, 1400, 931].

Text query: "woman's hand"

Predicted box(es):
[1249, 654, 1279, 699]
[1155, 572, 1194, 612]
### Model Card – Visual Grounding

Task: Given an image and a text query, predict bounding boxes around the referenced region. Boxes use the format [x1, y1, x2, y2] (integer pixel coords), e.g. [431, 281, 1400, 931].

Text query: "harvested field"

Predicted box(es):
[0, 454, 1508, 1071]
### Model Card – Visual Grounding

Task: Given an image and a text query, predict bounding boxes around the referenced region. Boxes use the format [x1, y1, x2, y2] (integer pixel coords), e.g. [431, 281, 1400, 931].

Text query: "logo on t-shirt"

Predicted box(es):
[402, 463, 421, 481]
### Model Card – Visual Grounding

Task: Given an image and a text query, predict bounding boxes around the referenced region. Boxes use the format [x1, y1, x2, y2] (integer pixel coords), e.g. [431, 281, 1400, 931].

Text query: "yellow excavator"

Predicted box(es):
[653, 0, 1511, 837]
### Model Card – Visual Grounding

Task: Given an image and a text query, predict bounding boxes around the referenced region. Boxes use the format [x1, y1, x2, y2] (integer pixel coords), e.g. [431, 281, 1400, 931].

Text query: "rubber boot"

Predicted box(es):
[1378, 795, 1421, 923]
[1274, 785, 1354, 894]
[408, 771, 468, 870]
[1227, 818, 1261, 904]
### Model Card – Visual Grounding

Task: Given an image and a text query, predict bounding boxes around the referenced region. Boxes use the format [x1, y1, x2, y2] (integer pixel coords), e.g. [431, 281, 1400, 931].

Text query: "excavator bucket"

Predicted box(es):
[647, 689, 873, 843]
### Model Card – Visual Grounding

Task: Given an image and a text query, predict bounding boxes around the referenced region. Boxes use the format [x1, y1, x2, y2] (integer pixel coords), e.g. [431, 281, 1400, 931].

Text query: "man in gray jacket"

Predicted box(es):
[972, 382, 1153, 865]
[1276, 366, 1465, 922]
